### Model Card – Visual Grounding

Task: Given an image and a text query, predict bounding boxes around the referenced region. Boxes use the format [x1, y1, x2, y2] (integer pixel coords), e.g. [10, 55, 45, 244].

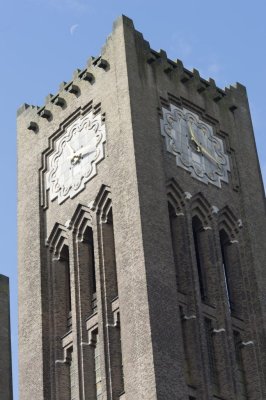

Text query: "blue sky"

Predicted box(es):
[1, 0, 265, 398]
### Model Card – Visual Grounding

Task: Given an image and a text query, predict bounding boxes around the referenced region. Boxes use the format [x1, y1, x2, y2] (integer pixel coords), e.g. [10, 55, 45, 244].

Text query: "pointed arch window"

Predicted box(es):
[219, 229, 242, 315]
[82, 226, 97, 312]
[52, 242, 72, 331]
[168, 201, 187, 293]
[219, 230, 234, 311]
[101, 208, 124, 396]
[192, 216, 208, 301]
[60, 244, 72, 315]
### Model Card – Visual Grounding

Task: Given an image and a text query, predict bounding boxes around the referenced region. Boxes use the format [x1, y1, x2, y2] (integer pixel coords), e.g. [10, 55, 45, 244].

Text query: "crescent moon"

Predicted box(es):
[70, 24, 79, 35]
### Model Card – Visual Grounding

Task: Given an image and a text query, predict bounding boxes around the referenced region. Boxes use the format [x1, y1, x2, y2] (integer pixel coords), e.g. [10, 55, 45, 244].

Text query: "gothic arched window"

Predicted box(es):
[192, 216, 208, 302]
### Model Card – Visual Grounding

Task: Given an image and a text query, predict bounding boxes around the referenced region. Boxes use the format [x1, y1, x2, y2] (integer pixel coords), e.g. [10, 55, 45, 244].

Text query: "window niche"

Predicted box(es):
[168, 202, 187, 294]
[78, 225, 98, 315]
[88, 328, 103, 400]
[219, 229, 242, 317]
[53, 242, 72, 333]
[101, 208, 118, 301]
[100, 208, 124, 397]
[66, 347, 76, 400]
[192, 216, 209, 302]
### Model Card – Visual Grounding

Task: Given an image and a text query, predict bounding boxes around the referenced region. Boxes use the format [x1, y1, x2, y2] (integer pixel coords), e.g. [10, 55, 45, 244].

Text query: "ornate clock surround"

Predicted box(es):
[44, 106, 106, 205]
[160, 103, 230, 188]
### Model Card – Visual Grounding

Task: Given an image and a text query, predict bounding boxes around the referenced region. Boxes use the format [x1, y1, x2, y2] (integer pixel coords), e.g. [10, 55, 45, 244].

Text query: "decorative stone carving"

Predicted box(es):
[160, 105, 230, 187]
[46, 111, 106, 204]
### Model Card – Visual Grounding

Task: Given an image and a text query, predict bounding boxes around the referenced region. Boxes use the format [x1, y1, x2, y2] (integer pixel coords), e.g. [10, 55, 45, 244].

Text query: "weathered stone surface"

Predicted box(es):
[17, 15, 266, 400]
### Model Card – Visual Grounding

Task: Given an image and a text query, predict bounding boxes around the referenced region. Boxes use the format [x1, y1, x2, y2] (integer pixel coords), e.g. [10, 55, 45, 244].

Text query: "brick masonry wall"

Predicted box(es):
[17, 15, 266, 400]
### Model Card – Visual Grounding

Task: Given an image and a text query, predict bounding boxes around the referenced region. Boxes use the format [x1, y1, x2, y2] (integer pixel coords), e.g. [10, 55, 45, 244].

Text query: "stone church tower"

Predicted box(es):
[17, 16, 266, 400]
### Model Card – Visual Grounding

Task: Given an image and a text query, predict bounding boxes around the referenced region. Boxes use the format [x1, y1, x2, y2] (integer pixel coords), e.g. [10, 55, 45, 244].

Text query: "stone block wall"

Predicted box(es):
[17, 15, 266, 400]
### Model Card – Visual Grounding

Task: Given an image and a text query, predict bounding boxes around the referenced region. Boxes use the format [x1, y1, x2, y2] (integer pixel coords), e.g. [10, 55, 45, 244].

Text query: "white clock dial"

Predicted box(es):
[160, 104, 230, 187]
[46, 111, 106, 204]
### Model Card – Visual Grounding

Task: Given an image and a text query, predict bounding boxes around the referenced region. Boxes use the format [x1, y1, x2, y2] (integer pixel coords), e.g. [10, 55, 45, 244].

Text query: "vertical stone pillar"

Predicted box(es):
[76, 237, 94, 400]
[99, 217, 124, 399]
[169, 210, 190, 294]
[241, 340, 263, 399]
[211, 328, 235, 399]
[224, 240, 243, 317]
[0, 275, 13, 400]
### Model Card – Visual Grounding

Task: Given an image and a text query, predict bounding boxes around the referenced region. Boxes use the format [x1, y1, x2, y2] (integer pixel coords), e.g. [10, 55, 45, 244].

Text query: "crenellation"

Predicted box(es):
[231, 81, 247, 93]
[17, 103, 40, 117]
[145, 47, 240, 110]
[45, 61, 97, 107]
[59, 81, 67, 90]
[204, 79, 225, 103]
[72, 68, 81, 80]
[17, 103, 30, 116]
[17, 19, 247, 124]
[86, 56, 95, 68]
[45, 94, 54, 104]
[146, 51, 158, 64]
[17, 15, 266, 400]
[191, 69, 207, 93]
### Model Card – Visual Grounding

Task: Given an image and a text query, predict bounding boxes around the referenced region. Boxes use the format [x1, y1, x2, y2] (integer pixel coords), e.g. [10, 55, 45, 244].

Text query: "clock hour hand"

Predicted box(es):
[188, 121, 201, 152]
[80, 144, 96, 157]
[66, 143, 97, 165]
[65, 141, 75, 155]
[188, 122, 221, 165]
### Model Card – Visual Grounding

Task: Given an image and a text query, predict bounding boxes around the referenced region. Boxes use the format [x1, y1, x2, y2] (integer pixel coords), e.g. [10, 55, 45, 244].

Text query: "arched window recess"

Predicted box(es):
[70, 204, 97, 314]
[166, 180, 189, 294]
[218, 206, 243, 316]
[191, 194, 214, 304]
[91, 185, 124, 397]
[47, 223, 72, 331]
[166, 178, 185, 217]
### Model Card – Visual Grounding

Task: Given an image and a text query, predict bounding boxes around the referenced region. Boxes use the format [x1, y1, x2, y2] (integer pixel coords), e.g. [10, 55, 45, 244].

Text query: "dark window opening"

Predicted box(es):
[61, 244, 72, 313]
[84, 227, 97, 311]
[192, 216, 208, 301]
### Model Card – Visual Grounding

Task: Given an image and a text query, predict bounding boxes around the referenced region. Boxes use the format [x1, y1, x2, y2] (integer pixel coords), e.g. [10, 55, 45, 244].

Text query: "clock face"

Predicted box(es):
[46, 111, 106, 204]
[160, 105, 230, 187]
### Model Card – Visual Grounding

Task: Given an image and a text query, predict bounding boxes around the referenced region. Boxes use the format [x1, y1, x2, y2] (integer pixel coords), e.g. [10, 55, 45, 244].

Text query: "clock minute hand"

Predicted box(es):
[200, 145, 221, 165]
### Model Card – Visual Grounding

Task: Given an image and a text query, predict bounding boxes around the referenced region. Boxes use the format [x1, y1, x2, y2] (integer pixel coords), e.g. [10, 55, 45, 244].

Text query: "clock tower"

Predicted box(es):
[17, 16, 266, 400]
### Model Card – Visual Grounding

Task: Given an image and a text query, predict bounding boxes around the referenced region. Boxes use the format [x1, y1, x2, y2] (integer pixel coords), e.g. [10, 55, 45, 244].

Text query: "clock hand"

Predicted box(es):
[82, 149, 96, 158]
[80, 144, 96, 156]
[199, 145, 221, 165]
[66, 141, 75, 155]
[188, 121, 201, 151]
[188, 122, 221, 165]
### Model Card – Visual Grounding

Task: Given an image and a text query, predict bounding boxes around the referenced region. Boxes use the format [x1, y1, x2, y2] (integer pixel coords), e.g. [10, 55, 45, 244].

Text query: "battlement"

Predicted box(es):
[17, 14, 246, 133]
